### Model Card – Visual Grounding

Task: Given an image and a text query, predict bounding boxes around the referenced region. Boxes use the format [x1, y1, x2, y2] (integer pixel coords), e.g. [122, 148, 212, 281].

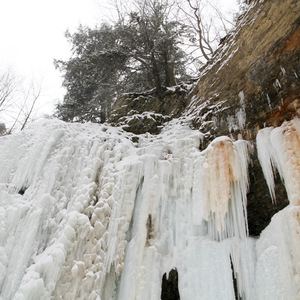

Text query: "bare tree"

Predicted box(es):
[104, 0, 238, 77]
[0, 67, 21, 113]
[0, 68, 42, 134]
[175, 0, 238, 71]
[12, 79, 42, 132]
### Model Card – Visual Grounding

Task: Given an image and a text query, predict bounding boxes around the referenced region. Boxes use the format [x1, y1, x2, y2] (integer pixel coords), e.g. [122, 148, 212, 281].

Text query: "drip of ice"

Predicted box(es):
[273, 79, 282, 90]
[266, 93, 272, 109]
[256, 118, 300, 204]
[256, 127, 278, 202]
[236, 91, 246, 130]
[280, 66, 286, 76]
[0, 118, 299, 300]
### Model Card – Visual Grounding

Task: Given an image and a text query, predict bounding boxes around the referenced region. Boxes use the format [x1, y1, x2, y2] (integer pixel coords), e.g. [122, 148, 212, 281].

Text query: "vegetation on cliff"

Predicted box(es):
[55, 0, 241, 124]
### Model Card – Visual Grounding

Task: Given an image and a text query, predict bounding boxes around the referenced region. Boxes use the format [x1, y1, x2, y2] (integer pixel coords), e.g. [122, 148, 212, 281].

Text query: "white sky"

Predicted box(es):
[0, 0, 110, 119]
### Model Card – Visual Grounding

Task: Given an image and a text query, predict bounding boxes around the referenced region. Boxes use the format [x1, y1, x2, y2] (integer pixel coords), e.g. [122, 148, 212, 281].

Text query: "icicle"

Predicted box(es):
[203, 138, 239, 230]
[193, 137, 249, 240]
[256, 127, 277, 202]
[257, 118, 300, 204]
[270, 119, 300, 205]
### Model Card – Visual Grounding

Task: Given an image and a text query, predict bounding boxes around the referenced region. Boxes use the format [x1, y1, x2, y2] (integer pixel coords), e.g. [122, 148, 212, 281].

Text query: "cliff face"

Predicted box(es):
[110, 0, 300, 236]
[186, 0, 299, 138]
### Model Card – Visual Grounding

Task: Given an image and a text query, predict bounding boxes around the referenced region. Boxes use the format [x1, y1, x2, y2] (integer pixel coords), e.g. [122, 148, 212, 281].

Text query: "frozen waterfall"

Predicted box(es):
[0, 118, 299, 299]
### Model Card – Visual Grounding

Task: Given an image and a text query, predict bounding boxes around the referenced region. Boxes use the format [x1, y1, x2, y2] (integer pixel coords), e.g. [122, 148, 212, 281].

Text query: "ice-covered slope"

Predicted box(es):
[0, 118, 300, 299]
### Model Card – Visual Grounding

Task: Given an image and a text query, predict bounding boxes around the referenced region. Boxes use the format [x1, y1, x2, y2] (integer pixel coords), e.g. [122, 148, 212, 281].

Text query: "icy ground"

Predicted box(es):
[0, 118, 299, 300]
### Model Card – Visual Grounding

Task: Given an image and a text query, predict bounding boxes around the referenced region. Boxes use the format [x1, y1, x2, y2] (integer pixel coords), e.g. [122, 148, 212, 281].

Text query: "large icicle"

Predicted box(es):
[257, 118, 300, 204]
[203, 138, 239, 229]
[192, 137, 250, 240]
[117, 125, 251, 299]
[256, 127, 277, 202]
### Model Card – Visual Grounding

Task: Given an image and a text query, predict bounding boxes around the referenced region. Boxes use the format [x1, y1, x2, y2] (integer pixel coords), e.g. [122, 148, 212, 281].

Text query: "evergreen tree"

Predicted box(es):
[115, 2, 188, 93]
[55, 24, 128, 123]
[55, 2, 189, 123]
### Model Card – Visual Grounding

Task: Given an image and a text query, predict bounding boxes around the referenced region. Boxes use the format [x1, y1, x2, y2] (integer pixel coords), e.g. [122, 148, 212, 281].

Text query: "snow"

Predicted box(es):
[280, 66, 286, 76]
[0, 118, 299, 299]
[273, 79, 282, 90]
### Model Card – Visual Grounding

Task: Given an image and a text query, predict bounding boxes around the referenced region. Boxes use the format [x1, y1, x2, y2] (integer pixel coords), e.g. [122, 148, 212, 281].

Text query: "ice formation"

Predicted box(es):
[257, 118, 300, 204]
[256, 205, 300, 300]
[0, 118, 299, 299]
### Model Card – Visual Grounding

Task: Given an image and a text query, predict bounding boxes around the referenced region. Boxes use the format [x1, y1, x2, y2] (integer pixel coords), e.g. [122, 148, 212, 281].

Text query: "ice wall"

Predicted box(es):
[256, 205, 300, 300]
[0, 120, 139, 300]
[0, 118, 299, 300]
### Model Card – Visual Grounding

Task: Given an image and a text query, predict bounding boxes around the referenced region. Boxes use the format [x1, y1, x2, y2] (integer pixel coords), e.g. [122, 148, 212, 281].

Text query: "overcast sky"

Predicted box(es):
[0, 0, 110, 119]
[0, 0, 238, 124]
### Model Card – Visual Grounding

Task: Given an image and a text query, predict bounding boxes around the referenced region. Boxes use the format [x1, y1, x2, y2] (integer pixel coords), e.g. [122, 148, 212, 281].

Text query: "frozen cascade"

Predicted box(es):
[0, 118, 299, 299]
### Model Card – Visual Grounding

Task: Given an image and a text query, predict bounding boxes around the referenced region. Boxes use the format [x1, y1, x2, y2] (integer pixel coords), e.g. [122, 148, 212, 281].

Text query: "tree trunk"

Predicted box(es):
[164, 55, 176, 87]
[150, 52, 163, 97]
